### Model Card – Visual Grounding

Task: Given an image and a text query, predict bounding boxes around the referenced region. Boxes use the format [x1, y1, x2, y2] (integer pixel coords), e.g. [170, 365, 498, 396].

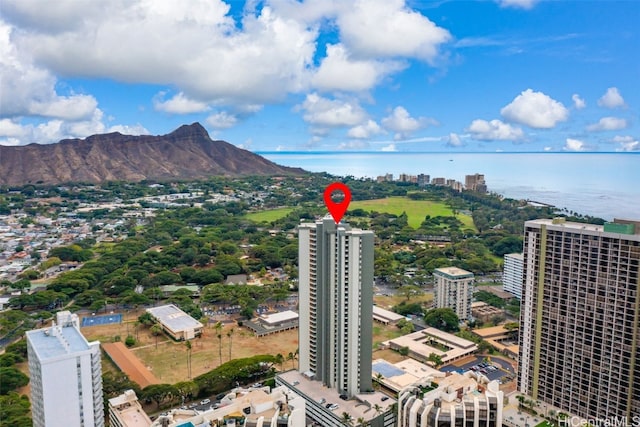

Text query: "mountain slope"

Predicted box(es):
[0, 123, 303, 185]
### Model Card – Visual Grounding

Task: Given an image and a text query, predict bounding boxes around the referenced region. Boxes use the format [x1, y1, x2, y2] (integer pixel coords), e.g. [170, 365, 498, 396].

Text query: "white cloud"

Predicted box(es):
[563, 138, 587, 151]
[612, 135, 639, 152]
[467, 119, 524, 141]
[0, 20, 99, 121]
[206, 112, 238, 129]
[381, 106, 434, 139]
[446, 132, 464, 147]
[154, 92, 210, 114]
[500, 89, 569, 129]
[107, 124, 149, 135]
[597, 87, 625, 109]
[338, 140, 369, 150]
[0, 114, 149, 146]
[298, 93, 367, 128]
[572, 94, 586, 109]
[543, 146, 553, 151]
[497, 0, 539, 9]
[380, 143, 397, 152]
[312, 43, 405, 92]
[336, 0, 451, 63]
[586, 116, 628, 132]
[4, 1, 318, 105]
[347, 120, 383, 139]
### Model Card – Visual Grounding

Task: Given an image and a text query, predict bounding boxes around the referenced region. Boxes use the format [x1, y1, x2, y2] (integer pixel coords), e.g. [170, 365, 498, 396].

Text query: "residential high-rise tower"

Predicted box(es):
[26, 311, 104, 427]
[502, 252, 524, 299]
[433, 267, 474, 320]
[297, 216, 374, 397]
[518, 218, 640, 419]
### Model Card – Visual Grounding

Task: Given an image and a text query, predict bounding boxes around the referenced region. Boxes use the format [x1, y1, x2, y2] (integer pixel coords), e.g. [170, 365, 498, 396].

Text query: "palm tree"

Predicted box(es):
[214, 322, 223, 365]
[275, 353, 284, 371]
[356, 417, 366, 426]
[374, 372, 384, 390]
[227, 328, 234, 361]
[185, 340, 192, 379]
[287, 352, 295, 369]
[340, 412, 354, 426]
[373, 404, 383, 416]
[150, 324, 162, 349]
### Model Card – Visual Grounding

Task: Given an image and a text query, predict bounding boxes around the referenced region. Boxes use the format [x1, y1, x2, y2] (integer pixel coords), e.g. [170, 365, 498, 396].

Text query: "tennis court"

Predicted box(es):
[81, 313, 123, 327]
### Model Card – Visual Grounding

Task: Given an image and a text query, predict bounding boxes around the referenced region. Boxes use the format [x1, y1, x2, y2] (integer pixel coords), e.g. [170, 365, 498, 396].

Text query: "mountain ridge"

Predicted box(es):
[0, 123, 304, 185]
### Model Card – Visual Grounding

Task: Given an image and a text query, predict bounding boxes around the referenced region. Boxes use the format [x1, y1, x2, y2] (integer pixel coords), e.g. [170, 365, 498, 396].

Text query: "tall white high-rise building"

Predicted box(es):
[26, 311, 104, 427]
[502, 253, 524, 298]
[433, 267, 474, 320]
[518, 218, 640, 420]
[298, 216, 374, 398]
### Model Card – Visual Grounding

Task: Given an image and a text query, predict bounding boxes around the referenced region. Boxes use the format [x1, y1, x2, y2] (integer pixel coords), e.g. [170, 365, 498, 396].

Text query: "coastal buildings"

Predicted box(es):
[502, 253, 524, 299]
[397, 372, 503, 427]
[465, 173, 487, 193]
[518, 218, 640, 419]
[297, 216, 375, 397]
[26, 311, 104, 427]
[433, 267, 475, 320]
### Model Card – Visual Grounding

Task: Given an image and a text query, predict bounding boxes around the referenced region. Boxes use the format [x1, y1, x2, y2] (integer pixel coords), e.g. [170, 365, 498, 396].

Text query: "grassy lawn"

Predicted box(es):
[372, 323, 405, 349]
[535, 421, 555, 427]
[373, 293, 433, 311]
[244, 207, 294, 223]
[350, 196, 475, 230]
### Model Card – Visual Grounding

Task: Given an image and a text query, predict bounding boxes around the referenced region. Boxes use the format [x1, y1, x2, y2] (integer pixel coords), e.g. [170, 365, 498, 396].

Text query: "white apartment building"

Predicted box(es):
[433, 267, 474, 320]
[397, 373, 503, 427]
[26, 311, 104, 427]
[502, 253, 524, 298]
[518, 218, 640, 420]
[297, 216, 375, 398]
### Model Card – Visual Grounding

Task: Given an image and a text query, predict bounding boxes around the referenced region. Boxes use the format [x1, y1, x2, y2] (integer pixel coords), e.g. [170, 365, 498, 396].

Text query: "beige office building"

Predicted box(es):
[518, 218, 640, 420]
[433, 267, 474, 320]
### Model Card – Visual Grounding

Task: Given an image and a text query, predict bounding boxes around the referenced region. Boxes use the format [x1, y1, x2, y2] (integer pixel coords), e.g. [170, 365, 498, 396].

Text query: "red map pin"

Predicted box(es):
[323, 182, 352, 224]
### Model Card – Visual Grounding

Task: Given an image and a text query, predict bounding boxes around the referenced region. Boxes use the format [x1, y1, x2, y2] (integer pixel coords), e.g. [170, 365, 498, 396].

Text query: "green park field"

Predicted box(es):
[350, 197, 475, 229]
[244, 197, 475, 230]
[244, 207, 294, 223]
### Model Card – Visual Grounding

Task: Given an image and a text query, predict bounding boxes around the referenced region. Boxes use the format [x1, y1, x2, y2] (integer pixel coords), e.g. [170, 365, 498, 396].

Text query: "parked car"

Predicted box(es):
[200, 399, 211, 405]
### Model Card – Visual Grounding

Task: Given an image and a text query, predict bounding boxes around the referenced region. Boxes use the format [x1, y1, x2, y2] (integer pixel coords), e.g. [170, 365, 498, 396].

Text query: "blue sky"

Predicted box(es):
[0, 0, 638, 152]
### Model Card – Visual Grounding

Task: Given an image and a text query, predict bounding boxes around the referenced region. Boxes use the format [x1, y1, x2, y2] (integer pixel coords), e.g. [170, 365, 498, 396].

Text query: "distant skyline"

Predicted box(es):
[1, 0, 638, 152]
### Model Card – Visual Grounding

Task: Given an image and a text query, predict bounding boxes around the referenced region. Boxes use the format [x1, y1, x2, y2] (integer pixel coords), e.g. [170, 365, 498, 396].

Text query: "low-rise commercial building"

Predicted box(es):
[383, 327, 478, 366]
[373, 306, 405, 325]
[146, 304, 203, 340]
[244, 310, 299, 337]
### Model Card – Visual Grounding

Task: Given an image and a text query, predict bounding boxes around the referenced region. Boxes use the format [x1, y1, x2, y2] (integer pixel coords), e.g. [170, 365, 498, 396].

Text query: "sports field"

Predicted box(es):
[245, 207, 293, 223]
[350, 197, 475, 229]
[81, 313, 122, 327]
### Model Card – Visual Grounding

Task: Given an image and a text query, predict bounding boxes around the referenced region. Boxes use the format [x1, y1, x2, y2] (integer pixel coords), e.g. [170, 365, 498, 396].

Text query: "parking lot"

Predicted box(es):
[440, 355, 515, 384]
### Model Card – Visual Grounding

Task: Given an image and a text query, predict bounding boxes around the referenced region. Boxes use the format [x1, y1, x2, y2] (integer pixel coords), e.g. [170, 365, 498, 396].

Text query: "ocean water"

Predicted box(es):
[258, 152, 640, 221]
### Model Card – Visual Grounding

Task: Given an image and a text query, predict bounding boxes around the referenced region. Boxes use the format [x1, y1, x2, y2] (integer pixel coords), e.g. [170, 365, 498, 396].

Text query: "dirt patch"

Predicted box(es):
[102, 342, 159, 388]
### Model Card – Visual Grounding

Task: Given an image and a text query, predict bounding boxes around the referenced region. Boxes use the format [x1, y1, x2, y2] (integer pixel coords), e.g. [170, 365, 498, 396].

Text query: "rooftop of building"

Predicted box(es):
[109, 390, 152, 427]
[146, 304, 203, 332]
[372, 306, 405, 323]
[372, 358, 445, 392]
[527, 217, 640, 236]
[260, 310, 298, 325]
[383, 327, 478, 363]
[433, 266, 474, 279]
[26, 314, 96, 360]
[278, 370, 394, 422]
[504, 252, 524, 260]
